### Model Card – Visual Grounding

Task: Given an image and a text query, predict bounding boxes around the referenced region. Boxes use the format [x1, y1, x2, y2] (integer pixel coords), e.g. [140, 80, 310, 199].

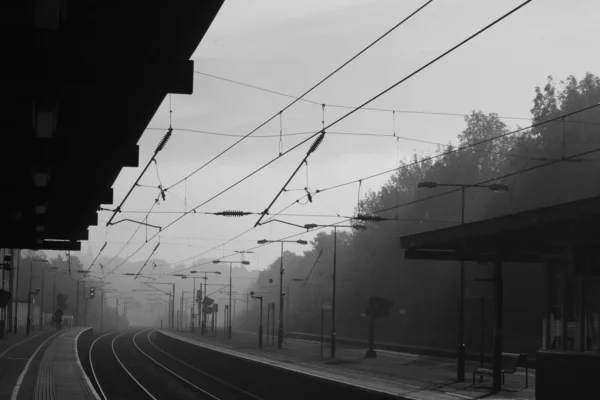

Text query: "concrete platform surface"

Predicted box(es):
[0, 328, 58, 400]
[3, 327, 100, 400]
[163, 329, 535, 400]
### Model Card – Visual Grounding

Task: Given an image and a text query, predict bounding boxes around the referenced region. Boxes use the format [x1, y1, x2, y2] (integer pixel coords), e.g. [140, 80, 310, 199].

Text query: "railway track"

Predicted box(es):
[88, 328, 262, 400]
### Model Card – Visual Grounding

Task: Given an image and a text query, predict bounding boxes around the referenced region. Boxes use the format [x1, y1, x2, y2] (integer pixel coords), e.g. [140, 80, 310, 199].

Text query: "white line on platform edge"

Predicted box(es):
[74, 328, 103, 400]
[10, 330, 63, 400]
[0, 330, 46, 359]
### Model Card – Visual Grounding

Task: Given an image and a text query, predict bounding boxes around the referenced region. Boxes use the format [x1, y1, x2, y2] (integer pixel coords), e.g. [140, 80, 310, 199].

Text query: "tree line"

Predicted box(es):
[238, 73, 600, 354]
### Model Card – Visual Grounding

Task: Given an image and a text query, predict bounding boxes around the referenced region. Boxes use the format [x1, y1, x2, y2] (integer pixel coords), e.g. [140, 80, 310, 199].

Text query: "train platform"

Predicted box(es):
[164, 329, 535, 400]
[2, 326, 100, 400]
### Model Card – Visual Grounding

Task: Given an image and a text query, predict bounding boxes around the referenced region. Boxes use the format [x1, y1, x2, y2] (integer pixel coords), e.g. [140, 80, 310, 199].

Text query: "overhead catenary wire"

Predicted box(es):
[96, 101, 599, 276]
[105, 119, 339, 276]
[81, 242, 107, 276]
[147, 127, 572, 163]
[167, 104, 600, 272]
[253, 0, 532, 227]
[254, 131, 326, 227]
[104, 0, 533, 275]
[106, 128, 172, 226]
[261, 103, 600, 222]
[315, 103, 600, 195]
[178, 140, 600, 273]
[193, 71, 535, 122]
[104, 199, 159, 268]
[164, 0, 434, 192]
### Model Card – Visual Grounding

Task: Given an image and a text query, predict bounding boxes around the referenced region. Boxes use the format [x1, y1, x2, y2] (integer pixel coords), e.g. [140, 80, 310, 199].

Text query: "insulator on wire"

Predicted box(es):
[305, 188, 313, 203]
[214, 210, 253, 217]
[307, 131, 325, 155]
[155, 127, 173, 154]
[355, 214, 385, 221]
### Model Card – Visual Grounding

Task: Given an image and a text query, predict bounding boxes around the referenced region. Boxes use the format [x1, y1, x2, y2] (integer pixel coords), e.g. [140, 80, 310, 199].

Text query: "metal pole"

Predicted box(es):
[203, 277, 207, 334]
[40, 269, 45, 328]
[192, 278, 196, 332]
[457, 186, 466, 381]
[7, 249, 14, 334]
[172, 283, 175, 329]
[13, 250, 20, 334]
[180, 292, 184, 331]
[331, 226, 337, 359]
[116, 298, 119, 330]
[26, 260, 33, 336]
[320, 306, 324, 358]
[543, 263, 552, 350]
[492, 260, 503, 393]
[278, 242, 284, 349]
[75, 280, 80, 326]
[100, 291, 104, 334]
[223, 305, 227, 338]
[259, 297, 263, 348]
[366, 316, 376, 358]
[480, 295, 484, 369]
[266, 305, 270, 345]
[229, 263, 232, 339]
[52, 273, 57, 315]
[286, 284, 290, 331]
[84, 296, 88, 327]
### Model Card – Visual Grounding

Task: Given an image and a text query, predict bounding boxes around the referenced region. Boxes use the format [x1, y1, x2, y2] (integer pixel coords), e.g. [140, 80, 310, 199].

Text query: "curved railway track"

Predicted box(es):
[88, 328, 262, 400]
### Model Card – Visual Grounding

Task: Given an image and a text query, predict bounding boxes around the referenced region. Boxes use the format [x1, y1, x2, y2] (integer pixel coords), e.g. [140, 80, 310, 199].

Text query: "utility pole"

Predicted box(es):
[75, 280, 80, 326]
[7, 249, 16, 334]
[279, 242, 284, 348]
[180, 291, 184, 331]
[13, 249, 20, 334]
[27, 259, 48, 336]
[84, 285, 88, 327]
[52, 273, 57, 313]
[116, 298, 119, 330]
[416, 181, 508, 382]
[256, 240, 305, 349]
[192, 278, 196, 331]
[331, 226, 337, 358]
[100, 290, 106, 334]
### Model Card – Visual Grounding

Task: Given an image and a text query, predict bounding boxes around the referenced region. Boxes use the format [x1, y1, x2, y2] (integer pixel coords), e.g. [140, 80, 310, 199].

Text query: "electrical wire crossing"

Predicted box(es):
[163, 0, 434, 192]
[253, 0, 532, 228]
[134, 241, 161, 279]
[103, 0, 531, 273]
[106, 127, 172, 226]
[150, 108, 600, 281]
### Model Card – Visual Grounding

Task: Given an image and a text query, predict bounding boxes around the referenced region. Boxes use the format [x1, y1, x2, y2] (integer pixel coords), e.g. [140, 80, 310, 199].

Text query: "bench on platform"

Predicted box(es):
[473, 352, 528, 388]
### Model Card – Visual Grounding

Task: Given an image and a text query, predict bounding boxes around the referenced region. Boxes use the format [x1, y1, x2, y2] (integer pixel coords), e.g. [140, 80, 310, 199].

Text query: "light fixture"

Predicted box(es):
[417, 181, 438, 189]
[489, 183, 509, 192]
[35, 204, 47, 215]
[36, 225, 45, 232]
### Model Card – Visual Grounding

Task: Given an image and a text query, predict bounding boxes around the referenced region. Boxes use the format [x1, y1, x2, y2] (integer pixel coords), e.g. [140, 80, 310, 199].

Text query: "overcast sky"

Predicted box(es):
[80, 0, 598, 274]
